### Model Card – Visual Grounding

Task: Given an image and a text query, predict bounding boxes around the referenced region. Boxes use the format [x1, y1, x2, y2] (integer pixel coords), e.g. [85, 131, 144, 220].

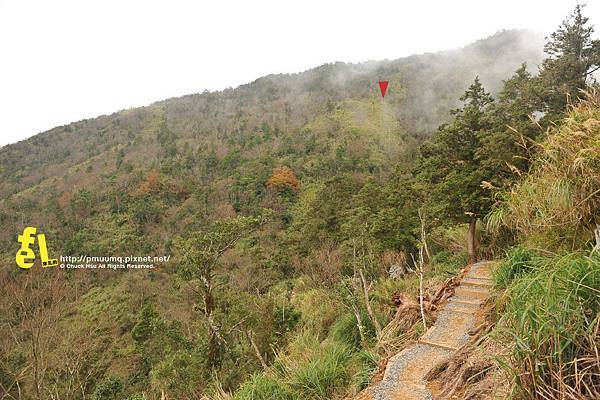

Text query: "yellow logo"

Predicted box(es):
[16, 227, 58, 269]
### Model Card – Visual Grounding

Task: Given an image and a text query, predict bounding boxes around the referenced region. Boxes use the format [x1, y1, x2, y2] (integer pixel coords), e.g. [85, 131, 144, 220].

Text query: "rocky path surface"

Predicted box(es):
[362, 261, 494, 400]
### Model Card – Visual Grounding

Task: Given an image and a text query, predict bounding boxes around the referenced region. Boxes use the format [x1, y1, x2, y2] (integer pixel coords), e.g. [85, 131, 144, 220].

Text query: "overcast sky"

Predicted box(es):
[0, 0, 595, 146]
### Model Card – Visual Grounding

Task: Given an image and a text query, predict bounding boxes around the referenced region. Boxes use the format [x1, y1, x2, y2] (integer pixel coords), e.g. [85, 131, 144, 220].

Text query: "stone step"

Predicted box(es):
[457, 284, 490, 293]
[418, 339, 459, 351]
[450, 297, 483, 305]
[465, 274, 494, 283]
[461, 277, 493, 288]
[385, 383, 434, 400]
[455, 286, 490, 301]
[466, 264, 493, 280]
[442, 308, 476, 316]
[443, 300, 480, 314]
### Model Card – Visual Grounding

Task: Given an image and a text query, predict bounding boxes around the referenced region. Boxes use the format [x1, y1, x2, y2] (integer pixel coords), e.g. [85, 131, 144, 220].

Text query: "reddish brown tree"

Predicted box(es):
[266, 166, 298, 192]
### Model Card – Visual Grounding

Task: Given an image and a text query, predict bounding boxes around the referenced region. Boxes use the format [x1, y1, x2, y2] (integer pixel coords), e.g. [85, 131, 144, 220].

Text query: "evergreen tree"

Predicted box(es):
[477, 64, 540, 188]
[415, 77, 494, 262]
[538, 4, 600, 120]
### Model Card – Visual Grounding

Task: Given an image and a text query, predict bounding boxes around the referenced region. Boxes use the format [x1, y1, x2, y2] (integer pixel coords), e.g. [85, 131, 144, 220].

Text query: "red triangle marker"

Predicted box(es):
[378, 81, 389, 98]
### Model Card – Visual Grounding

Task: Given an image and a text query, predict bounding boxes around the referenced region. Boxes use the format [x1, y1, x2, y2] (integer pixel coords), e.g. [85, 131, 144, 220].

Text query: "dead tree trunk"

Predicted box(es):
[411, 253, 427, 331]
[351, 304, 367, 343]
[202, 279, 223, 370]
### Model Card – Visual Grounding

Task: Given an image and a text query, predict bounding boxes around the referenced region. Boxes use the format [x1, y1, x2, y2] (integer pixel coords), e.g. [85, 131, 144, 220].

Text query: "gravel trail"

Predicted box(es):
[364, 261, 494, 400]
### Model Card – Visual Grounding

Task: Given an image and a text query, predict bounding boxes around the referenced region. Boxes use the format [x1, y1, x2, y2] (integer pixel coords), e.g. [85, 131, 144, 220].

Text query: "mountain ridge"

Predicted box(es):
[3, 29, 543, 148]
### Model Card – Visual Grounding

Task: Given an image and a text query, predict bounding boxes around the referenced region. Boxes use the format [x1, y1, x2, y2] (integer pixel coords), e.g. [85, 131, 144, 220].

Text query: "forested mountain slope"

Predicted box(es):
[0, 29, 556, 400]
[0, 30, 543, 246]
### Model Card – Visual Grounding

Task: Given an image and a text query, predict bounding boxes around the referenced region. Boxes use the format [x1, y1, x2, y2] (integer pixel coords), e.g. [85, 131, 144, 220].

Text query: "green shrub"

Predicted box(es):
[234, 336, 364, 400]
[487, 92, 600, 251]
[151, 351, 205, 396]
[92, 376, 124, 400]
[431, 250, 467, 277]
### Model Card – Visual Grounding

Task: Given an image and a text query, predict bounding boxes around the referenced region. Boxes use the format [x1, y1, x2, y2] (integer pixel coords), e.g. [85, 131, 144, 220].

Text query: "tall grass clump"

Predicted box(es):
[487, 90, 600, 251]
[493, 246, 537, 288]
[233, 374, 298, 400]
[232, 332, 377, 400]
[286, 340, 352, 398]
[497, 252, 600, 399]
